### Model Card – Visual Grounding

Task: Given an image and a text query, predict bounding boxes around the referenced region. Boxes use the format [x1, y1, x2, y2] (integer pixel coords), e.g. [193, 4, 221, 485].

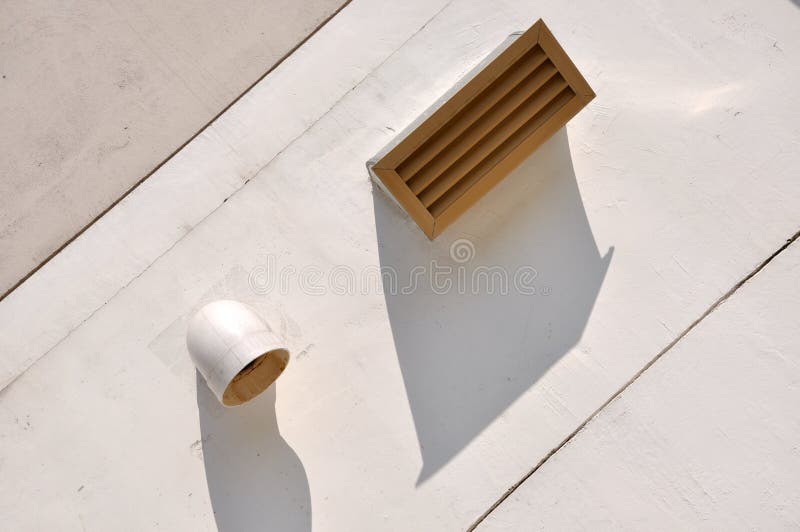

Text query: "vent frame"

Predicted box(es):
[369, 19, 595, 239]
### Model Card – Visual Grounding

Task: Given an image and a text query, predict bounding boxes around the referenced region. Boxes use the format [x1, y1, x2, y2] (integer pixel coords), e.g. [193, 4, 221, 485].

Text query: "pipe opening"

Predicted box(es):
[222, 348, 289, 406]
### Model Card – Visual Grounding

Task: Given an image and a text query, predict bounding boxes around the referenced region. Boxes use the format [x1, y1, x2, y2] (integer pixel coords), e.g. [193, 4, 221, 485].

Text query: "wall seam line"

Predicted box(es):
[467, 226, 800, 531]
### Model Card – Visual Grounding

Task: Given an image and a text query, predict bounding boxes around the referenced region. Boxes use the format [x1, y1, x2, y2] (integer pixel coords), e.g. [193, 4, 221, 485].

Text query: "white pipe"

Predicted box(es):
[186, 300, 290, 407]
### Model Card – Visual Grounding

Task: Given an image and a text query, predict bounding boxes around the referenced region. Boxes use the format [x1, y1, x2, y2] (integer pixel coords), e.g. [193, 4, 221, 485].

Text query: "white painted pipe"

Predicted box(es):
[187, 300, 289, 407]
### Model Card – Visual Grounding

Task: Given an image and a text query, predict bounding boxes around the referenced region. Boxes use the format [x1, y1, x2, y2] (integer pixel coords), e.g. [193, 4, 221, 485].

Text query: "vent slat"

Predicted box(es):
[419, 76, 570, 207]
[397, 47, 548, 181]
[406, 60, 558, 194]
[429, 87, 574, 216]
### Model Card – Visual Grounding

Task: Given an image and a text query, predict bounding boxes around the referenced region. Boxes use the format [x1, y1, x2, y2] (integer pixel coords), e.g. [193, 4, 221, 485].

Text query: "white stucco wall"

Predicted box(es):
[0, 0, 346, 295]
[477, 240, 800, 531]
[0, 0, 798, 530]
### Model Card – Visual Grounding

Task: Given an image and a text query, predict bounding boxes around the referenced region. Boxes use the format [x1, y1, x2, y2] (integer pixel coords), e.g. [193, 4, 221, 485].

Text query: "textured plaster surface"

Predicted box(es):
[477, 240, 800, 531]
[0, 0, 346, 294]
[0, 0, 799, 530]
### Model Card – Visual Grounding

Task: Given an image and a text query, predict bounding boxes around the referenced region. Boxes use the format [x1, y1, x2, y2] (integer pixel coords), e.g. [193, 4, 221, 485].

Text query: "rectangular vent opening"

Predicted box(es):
[369, 19, 595, 239]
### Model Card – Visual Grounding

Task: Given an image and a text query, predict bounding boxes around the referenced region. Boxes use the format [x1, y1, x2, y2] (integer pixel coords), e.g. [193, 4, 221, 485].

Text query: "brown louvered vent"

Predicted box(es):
[368, 19, 594, 239]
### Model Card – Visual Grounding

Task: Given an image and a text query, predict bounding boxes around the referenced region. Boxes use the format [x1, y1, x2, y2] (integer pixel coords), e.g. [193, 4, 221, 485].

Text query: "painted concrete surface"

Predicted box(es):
[477, 239, 800, 531]
[0, 0, 346, 295]
[0, 0, 799, 530]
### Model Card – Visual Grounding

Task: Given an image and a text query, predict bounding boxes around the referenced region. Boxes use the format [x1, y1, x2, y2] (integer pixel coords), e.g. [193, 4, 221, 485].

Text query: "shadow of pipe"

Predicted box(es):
[373, 128, 613, 484]
[197, 374, 311, 531]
